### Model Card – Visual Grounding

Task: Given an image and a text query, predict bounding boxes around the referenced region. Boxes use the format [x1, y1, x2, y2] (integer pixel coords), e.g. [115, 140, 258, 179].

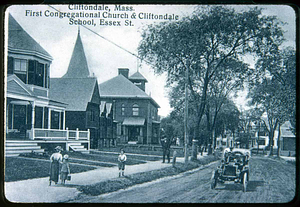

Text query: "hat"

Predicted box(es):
[55, 146, 63, 152]
[63, 154, 69, 159]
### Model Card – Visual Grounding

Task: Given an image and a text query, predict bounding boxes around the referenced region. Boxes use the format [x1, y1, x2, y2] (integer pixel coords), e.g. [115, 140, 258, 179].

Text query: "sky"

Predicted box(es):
[6, 4, 296, 117]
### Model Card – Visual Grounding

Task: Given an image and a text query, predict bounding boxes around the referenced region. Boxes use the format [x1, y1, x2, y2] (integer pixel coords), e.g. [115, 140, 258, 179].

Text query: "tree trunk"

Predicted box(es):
[277, 123, 281, 157]
[269, 129, 274, 156]
[257, 123, 260, 154]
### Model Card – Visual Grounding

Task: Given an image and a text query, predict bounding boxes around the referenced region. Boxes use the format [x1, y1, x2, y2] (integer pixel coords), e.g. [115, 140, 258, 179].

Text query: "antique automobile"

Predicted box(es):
[211, 148, 251, 192]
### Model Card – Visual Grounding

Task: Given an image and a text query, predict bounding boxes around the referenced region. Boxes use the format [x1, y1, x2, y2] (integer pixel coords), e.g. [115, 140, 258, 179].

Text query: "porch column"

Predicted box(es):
[48, 108, 51, 129]
[42, 107, 45, 129]
[147, 103, 151, 144]
[31, 102, 35, 129]
[63, 110, 66, 130]
[6, 101, 10, 133]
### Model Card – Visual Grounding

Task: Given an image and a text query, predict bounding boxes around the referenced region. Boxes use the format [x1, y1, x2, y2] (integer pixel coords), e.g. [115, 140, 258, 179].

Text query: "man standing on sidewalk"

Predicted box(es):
[161, 135, 171, 163]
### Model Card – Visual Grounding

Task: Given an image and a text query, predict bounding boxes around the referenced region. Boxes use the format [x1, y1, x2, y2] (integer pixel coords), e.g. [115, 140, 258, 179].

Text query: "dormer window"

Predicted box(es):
[132, 104, 139, 116]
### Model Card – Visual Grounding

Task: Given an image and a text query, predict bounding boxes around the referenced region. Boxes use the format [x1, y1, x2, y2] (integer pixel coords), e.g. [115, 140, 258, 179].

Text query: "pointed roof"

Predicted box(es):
[62, 31, 90, 78]
[99, 74, 159, 108]
[49, 77, 98, 111]
[129, 71, 148, 82]
[99, 75, 149, 98]
[8, 14, 52, 61]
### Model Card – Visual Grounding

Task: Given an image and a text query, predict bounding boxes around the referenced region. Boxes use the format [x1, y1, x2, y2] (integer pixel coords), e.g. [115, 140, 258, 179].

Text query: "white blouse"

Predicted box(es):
[50, 152, 63, 162]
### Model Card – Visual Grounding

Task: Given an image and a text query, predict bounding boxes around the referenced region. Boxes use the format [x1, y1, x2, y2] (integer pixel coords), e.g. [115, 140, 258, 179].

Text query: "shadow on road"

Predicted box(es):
[51, 183, 82, 188]
[247, 180, 265, 192]
[216, 180, 265, 192]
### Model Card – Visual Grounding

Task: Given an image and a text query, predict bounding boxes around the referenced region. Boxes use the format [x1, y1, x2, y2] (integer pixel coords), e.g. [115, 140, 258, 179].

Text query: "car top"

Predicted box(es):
[223, 148, 251, 157]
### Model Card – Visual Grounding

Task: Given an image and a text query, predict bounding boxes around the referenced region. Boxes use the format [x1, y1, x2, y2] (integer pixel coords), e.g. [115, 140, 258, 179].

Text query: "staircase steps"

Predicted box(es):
[69, 143, 89, 154]
[5, 141, 44, 157]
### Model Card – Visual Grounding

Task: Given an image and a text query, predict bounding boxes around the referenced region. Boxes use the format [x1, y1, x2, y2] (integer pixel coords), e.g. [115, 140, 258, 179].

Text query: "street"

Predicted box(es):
[73, 157, 296, 203]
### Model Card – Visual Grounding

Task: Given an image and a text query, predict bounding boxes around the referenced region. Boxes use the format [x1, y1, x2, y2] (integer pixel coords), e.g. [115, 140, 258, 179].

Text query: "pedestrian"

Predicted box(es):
[49, 146, 63, 186]
[118, 149, 127, 177]
[161, 136, 171, 163]
[60, 154, 70, 184]
[172, 150, 177, 167]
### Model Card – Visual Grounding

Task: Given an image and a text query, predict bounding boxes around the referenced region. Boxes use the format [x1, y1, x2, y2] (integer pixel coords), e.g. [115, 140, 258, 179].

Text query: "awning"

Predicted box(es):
[10, 100, 31, 105]
[123, 117, 145, 126]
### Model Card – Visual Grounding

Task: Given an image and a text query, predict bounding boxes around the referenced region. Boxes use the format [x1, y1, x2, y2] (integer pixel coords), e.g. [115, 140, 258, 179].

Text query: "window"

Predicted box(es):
[14, 59, 27, 83]
[14, 59, 27, 72]
[121, 104, 125, 116]
[132, 104, 139, 116]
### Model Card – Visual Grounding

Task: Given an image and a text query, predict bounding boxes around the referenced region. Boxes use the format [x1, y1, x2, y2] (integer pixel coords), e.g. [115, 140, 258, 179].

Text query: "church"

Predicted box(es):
[49, 29, 102, 150]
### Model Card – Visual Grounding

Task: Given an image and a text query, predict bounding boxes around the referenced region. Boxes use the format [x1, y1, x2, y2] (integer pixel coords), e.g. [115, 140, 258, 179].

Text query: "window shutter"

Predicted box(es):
[44, 64, 48, 88]
[28, 60, 35, 84]
[7, 57, 14, 74]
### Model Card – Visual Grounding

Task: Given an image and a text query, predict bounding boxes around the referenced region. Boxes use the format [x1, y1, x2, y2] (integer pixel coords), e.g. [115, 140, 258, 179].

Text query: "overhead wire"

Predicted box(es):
[47, 5, 155, 68]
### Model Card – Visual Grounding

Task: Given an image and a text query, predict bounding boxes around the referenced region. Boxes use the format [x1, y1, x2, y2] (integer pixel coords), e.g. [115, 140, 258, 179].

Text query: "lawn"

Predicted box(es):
[77, 155, 219, 196]
[96, 146, 185, 157]
[69, 152, 147, 165]
[5, 157, 96, 182]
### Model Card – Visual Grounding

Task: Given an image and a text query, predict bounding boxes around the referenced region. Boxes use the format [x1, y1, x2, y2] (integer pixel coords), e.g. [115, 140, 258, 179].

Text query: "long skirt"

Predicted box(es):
[50, 161, 59, 183]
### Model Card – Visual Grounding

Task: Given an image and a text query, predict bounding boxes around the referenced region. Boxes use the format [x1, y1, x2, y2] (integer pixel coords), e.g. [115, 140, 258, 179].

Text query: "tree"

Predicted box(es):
[248, 47, 296, 156]
[138, 6, 285, 146]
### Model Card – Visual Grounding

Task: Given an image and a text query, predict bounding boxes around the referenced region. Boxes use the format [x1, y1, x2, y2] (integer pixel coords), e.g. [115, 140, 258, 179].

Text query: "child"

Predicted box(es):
[118, 149, 127, 177]
[60, 154, 70, 184]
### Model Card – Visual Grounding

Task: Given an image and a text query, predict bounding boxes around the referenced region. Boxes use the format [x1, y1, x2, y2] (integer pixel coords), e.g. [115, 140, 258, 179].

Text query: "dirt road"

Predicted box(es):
[73, 157, 296, 203]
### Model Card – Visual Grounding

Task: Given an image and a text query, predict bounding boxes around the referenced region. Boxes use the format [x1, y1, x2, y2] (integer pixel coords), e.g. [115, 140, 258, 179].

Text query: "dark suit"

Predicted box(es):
[161, 138, 171, 163]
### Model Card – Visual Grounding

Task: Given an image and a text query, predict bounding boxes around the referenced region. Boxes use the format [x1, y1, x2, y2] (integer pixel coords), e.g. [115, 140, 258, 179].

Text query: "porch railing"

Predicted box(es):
[30, 128, 90, 141]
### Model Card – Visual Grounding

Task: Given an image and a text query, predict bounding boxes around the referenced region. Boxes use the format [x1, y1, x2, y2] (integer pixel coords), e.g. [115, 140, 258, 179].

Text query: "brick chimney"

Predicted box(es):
[118, 68, 129, 79]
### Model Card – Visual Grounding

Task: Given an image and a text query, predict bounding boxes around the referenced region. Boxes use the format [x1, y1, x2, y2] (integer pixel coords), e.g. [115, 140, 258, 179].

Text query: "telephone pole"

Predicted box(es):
[184, 63, 189, 164]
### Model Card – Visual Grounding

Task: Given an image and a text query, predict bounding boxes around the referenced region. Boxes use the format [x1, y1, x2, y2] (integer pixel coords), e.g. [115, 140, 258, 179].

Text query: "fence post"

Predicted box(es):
[76, 128, 79, 140]
[87, 129, 90, 151]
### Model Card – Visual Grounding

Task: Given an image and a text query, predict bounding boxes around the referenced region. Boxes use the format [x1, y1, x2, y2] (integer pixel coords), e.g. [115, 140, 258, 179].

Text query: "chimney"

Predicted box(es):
[118, 68, 129, 79]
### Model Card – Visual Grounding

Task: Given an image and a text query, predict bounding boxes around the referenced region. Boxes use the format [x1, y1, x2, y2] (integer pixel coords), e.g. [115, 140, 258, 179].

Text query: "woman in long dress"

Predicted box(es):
[49, 146, 63, 185]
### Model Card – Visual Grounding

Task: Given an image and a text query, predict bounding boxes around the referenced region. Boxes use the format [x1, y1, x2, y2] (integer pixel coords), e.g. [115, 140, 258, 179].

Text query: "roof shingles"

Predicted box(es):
[8, 14, 52, 60]
[49, 78, 97, 111]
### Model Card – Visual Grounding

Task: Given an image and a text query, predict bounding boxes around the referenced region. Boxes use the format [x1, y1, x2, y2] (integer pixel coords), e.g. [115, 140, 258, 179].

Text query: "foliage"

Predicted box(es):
[247, 47, 296, 155]
[138, 5, 285, 145]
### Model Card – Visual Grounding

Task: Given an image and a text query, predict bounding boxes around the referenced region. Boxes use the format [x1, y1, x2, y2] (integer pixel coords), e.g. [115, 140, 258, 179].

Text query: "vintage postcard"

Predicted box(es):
[3, 4, 297, 203]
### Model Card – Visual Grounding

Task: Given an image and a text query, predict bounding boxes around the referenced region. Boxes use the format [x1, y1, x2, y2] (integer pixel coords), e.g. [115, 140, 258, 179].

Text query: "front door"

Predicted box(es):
[128, 126, 139, 142]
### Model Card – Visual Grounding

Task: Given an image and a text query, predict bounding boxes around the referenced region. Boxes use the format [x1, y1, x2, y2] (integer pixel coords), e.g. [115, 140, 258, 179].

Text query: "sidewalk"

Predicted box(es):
[4, 152, 208, 203]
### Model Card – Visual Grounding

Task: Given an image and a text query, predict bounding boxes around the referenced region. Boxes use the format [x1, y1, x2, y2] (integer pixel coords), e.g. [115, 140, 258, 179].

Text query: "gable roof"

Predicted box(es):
[62, 31, 90, 78]
[129, 71, 148, 82]
[99, 74, 159, 108]
[8, 14, 52, 61]
[7, 74, 34, 97]
[99, 74, 149, 98]
[49, 77, 98, 111]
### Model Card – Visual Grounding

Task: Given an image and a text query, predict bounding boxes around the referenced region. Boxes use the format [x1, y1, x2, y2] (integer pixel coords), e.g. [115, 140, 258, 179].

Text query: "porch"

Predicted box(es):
[5, 128, 90, 156]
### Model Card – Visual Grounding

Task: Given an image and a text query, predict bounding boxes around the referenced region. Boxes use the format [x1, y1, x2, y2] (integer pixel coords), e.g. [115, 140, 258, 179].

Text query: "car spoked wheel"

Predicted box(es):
[211, 171, 217, 189]
[243, 172, 248, 192]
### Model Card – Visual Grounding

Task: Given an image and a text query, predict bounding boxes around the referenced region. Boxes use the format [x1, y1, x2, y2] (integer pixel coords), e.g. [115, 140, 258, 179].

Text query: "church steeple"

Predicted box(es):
[62, 28, 90, 78]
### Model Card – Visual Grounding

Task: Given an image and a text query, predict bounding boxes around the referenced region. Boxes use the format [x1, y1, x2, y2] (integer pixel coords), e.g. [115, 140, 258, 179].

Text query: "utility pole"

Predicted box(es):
[184, 63, 189, 164]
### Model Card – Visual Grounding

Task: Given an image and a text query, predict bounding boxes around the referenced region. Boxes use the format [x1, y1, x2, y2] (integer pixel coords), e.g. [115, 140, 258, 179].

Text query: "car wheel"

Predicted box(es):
[247, 170, 250, 181]
[211, 171, 217, 189]
[243, 172, 248, 192]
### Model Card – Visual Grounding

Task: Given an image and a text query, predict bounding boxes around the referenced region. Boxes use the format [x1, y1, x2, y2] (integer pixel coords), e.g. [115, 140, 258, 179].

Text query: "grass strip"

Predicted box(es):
[77, 155, 218, 196]
[5, 157, 96, 182]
